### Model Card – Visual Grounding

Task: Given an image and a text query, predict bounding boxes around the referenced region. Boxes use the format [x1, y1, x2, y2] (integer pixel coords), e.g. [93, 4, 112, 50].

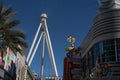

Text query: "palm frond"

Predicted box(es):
[0, 3, 27, 56]
[8, 29, 26, 39]
[2, 6, 12, 16]
[6, 20, 20, 29]
[0, 5, 17, 24]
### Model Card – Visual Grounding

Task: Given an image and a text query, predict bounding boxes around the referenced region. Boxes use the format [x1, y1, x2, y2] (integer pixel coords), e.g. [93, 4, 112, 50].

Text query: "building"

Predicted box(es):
[80, 0, 120, 79]
[0, 47, 35, 80]
[63, 56, 71, 80]
[63, 49, 82, 80]
[16, 52, 35, 80]
[0, 47, 17, 80]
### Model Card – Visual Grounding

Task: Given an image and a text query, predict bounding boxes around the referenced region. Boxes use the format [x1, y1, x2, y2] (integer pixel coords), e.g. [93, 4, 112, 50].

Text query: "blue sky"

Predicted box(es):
[1, 0, 99, 77]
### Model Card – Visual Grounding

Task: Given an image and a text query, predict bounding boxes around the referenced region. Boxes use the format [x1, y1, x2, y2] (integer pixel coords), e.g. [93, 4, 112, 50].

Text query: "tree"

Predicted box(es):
[0, 3, 27, 56]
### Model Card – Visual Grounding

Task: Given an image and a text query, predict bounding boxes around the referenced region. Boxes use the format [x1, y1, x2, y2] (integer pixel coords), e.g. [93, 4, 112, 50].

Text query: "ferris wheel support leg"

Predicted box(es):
[28, 32, 44, 66]
[40, 33, 46, 80]
[26, 23, 42, 62]
[44, 20, 58, 77]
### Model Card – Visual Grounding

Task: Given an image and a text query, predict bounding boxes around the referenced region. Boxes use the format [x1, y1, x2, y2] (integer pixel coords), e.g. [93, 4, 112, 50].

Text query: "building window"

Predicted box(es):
[88, 52, 92, 70]
[116, 38, 120, 61]
[102, 39, 116, 62]
[82, 57, 86, 73]
[88, 50, 94, 70]
[94, 43, 100, 64]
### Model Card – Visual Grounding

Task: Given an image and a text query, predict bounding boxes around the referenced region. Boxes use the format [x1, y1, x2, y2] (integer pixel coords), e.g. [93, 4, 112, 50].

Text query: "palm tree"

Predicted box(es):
[0, 4, 27, 56]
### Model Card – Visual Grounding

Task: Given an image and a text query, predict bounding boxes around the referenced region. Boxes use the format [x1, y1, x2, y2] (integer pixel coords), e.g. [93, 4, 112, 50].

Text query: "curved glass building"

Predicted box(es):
[80, 0, 120, 79]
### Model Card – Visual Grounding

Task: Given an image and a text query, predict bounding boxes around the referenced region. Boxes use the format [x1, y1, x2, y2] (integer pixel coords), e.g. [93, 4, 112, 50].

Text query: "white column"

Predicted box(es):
[40, 32, 46, 80]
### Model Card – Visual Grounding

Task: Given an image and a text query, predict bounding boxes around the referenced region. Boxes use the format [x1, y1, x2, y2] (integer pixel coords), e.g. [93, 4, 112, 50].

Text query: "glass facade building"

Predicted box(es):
[82, 38, 120, 70]
[80, 0, 120, 79]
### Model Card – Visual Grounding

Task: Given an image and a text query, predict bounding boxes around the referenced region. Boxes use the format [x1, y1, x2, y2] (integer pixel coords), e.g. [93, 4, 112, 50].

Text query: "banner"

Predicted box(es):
[4, 47, 11, 71]
[4, 47, 15, 72]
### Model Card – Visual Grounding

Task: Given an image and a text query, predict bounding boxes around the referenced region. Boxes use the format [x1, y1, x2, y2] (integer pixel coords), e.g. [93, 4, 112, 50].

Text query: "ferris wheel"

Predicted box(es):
[26, 13, 58, 80]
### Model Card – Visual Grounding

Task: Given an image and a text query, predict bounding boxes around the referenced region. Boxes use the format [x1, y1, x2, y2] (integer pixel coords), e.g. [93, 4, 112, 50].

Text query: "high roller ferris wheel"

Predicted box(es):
[26, 13, 58, 80]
